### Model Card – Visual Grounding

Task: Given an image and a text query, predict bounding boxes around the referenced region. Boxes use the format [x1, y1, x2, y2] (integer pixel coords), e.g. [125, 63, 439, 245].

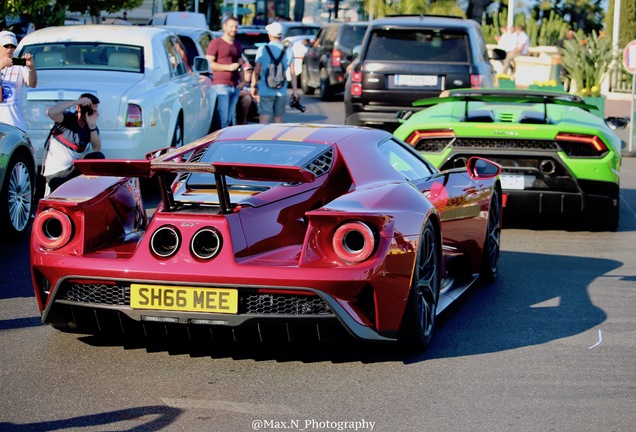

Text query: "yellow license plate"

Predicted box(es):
[130, 284, 238, 314]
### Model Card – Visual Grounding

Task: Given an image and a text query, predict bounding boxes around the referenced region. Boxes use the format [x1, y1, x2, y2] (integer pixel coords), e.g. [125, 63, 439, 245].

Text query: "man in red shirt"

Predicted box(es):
[206, 16, 243, 128]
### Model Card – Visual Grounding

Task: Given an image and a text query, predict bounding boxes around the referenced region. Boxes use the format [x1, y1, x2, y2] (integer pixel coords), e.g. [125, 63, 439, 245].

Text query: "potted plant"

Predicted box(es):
[559, 30, 613, 117]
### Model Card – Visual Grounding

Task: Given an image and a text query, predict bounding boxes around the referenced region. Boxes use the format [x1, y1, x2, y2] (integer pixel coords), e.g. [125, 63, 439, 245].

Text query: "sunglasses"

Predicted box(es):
[3, 44, 17, 49]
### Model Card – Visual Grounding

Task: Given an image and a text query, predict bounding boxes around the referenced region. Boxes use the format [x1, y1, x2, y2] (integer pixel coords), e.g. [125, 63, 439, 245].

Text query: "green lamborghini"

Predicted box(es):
[393, 89, 628, 231]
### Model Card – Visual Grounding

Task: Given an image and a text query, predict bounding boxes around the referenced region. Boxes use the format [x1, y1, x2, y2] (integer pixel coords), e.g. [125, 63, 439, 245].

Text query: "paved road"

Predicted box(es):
[0, 95, 634, 431]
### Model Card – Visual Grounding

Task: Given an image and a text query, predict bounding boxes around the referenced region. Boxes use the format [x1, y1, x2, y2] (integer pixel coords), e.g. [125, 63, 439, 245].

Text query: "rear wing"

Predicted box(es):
[74, 135, 316, 213]
[411, 89, 599, 122]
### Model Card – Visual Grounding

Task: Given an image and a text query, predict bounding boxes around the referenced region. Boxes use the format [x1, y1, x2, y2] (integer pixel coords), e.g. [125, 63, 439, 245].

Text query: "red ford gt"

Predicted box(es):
[31, 124, 502, 351]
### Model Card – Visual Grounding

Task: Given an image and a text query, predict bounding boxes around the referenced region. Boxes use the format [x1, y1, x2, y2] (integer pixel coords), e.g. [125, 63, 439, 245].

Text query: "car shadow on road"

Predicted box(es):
[67, 250, 618, 365]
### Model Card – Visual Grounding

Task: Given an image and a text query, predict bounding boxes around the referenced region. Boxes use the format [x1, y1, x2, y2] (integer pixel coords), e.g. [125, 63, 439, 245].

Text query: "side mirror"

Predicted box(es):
[192, 56, 210, 74]
[466, 157, 502, 179]
[605, 116, 629, 130]
[352, 45, 361, 59]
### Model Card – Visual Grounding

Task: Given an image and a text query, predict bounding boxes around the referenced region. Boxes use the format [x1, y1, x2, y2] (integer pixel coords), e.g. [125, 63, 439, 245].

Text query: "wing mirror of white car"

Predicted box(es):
[466, 157, 502, 179]
[193, 56, 210, 74]
[605, 116, 629, 130]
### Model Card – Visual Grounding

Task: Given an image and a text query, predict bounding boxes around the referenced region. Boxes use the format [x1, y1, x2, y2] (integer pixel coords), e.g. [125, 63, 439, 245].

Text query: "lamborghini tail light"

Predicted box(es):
[33, 209, 73, 250]
[405, 129, 456, 144]
[470, 74, 483, 88]
[350, 71, 362, 97]
[333, 222, 375, 264]
[150, 225, 181, 258]
[190, 227, 222, 260]
[331, 49, 342, 67]
[125, 104, 143, 127]
[556, 132, 607, 152]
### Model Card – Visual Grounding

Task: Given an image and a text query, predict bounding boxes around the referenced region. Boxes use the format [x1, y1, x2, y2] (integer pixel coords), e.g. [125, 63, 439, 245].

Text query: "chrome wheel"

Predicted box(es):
[2, 154, 34, 238]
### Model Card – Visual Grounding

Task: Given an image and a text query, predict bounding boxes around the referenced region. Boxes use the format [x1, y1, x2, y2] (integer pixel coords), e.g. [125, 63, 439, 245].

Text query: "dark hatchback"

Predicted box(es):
[302, 21, 369, 100]
[344, 15, 504, 131]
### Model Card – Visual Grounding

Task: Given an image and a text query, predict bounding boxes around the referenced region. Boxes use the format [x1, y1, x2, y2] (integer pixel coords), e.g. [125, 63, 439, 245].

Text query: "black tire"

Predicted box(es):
[171, 116, 184, 148]
[480, 188, 502, 282]
[319, 68, 333, 101]
[301, 64, 315, 95]
[210, 107, 222, 133]
[399, 219, 440, 351]
[0, 152, 34, 240]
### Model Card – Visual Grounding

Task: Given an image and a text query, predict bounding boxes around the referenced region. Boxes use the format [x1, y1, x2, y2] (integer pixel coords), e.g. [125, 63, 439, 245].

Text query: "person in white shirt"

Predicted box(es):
[497, 26, 517, 55]
[502, 24, 530, 76]
[0, 31, 37, 132]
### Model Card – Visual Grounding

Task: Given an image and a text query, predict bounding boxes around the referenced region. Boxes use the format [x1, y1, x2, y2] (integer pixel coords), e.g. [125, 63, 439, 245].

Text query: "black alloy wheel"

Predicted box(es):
[399, 219, 440, 351]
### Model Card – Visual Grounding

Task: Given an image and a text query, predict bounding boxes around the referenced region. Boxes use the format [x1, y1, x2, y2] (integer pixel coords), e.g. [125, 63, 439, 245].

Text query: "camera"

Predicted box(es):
[12, 57, 26, 66]
[289, 95, 305, 113]
[80, 105, 94, 116]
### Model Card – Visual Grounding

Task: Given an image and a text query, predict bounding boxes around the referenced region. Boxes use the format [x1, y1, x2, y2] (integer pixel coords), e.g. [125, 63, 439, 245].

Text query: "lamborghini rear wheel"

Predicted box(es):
[399, 219, 440, 351]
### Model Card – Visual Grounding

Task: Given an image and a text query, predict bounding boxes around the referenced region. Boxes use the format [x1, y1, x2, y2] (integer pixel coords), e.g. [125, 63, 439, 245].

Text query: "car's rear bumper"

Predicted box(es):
[502, 179, 619, 215]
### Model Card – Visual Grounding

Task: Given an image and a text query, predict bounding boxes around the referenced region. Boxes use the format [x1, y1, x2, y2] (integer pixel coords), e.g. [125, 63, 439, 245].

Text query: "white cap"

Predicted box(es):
[0, 31, 18, 47]
[266, 22, 283, 37]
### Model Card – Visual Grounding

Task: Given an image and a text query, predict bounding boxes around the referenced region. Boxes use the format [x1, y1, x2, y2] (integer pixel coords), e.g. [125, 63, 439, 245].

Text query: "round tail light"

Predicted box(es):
[333, 222, 375, 264]
[33, 209, 73, 250]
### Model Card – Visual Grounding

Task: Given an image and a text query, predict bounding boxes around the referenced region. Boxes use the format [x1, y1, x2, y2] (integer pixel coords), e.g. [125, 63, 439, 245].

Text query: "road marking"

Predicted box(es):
[588, 329, 603, 349]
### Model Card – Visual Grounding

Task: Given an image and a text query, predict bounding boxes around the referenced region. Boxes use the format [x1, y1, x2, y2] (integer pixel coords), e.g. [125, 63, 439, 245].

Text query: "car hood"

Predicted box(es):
[25, 70, 145, 132]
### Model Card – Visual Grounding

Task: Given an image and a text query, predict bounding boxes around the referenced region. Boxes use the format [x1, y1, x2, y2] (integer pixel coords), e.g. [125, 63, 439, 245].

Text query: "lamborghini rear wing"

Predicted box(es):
[411, 89, 599, 122]
[74, 134, 316, 213]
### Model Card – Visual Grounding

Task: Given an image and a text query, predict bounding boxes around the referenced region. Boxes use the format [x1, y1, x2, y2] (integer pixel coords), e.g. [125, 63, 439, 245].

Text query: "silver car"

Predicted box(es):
[0, 123, 35, 239]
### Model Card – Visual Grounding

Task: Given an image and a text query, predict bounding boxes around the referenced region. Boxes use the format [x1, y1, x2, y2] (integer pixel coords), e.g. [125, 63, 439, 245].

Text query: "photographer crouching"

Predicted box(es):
[42, 94, 104, 195]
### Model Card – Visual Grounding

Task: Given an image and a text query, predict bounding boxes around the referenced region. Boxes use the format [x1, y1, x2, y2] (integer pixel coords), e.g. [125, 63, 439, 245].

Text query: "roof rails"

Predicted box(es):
[384, 14, 464, 20]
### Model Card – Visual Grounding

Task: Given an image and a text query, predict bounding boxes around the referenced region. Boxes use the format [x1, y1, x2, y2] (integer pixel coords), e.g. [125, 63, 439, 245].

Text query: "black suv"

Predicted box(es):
[344, 15, 504, 130]
[302, 21, 369, 100]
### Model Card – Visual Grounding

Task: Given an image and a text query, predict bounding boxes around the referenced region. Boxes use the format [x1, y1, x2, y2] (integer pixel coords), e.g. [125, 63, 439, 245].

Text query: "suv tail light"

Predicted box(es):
[470, 74, 483, 88]
[331, 49, 342, 67]
[350, 71, 362, 97]
[125, 104, 143, 127]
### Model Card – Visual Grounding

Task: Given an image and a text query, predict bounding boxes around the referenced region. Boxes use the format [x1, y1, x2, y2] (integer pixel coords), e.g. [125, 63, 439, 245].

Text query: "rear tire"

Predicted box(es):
[301, 64, 315, 95]
[480, 189, 502, 281]
[171, 116, 184, 148]
[319, 68, 333, 101]
[585, 202, 619, 232]
[0, 152, 34, 240]
[399, 219, 440, 352]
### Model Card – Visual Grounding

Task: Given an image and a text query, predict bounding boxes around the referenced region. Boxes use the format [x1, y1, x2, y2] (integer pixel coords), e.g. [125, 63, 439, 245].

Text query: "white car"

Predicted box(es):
[17, 25, 215, 164]
[283, 34, 316, 82]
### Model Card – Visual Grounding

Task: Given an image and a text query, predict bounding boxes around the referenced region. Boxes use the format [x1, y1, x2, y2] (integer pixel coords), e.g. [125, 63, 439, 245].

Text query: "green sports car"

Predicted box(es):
[393, 89, 628, 231]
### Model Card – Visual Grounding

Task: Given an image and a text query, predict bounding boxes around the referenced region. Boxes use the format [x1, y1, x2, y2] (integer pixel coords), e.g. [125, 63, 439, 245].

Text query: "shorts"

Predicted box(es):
[258, 95, 286, 117]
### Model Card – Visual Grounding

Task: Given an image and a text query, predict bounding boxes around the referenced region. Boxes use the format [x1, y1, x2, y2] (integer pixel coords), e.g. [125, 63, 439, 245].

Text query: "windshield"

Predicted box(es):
[187, 141, 330, 190]
[21, 43, 143, 73]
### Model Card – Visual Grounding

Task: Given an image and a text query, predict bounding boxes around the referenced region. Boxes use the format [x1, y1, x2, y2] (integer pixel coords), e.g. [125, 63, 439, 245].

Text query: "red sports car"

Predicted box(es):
[31, 124, 502, 351]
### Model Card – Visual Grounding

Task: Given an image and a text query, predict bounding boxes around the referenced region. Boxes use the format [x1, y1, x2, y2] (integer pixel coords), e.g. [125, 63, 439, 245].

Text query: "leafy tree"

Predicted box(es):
[57, 0, 144, 18]
[361, 0, 464, 18]
[605, 0, 636, 48]
[530, 0, 604, 33]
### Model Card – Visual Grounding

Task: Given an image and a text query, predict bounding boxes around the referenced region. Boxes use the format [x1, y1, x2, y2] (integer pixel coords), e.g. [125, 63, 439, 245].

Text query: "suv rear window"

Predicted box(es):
[365, 29, 468, 63]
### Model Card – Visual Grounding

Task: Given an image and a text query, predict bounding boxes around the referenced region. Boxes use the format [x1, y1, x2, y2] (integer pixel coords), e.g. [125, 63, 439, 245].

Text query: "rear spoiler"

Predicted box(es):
[74, 134, 316, 213]
[412, 90, 600, 122]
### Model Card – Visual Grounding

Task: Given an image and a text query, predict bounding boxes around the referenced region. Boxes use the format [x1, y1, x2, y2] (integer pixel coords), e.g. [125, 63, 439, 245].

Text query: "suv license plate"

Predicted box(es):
[500, 175, 525, 190]
[394, 74, 438, 87]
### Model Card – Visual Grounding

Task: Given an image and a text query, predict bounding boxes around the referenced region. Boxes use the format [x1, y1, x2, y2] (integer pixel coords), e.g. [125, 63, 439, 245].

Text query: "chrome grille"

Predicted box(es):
[57, 282, 332, 316]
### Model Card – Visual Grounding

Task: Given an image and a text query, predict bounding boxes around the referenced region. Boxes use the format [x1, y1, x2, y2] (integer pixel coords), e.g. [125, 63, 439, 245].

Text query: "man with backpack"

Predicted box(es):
[250, 22, 299, 124]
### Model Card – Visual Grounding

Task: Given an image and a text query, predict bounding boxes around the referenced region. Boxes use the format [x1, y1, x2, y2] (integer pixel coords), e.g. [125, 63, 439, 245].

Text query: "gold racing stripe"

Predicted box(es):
[246, 125, 321, 142]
